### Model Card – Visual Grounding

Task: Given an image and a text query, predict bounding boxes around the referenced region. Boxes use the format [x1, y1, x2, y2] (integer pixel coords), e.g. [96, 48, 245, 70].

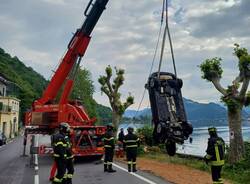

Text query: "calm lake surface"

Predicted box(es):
[119, 124, 250, 157]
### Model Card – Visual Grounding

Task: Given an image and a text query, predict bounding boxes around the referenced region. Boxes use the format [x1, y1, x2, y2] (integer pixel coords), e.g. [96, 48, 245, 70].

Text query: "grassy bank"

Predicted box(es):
[138, 143, 250, 184]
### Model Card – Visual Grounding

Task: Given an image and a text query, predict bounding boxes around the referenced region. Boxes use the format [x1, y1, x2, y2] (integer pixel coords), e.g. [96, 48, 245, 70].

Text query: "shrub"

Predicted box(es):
[136, 126, 154, 146]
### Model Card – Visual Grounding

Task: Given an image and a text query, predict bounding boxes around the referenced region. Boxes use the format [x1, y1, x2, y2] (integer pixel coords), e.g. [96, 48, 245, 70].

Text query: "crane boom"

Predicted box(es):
[34, 0, 109, 106]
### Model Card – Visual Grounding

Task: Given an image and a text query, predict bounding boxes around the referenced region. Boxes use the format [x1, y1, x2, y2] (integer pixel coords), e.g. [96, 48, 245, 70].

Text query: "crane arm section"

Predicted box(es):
[34, 0, 109, 106]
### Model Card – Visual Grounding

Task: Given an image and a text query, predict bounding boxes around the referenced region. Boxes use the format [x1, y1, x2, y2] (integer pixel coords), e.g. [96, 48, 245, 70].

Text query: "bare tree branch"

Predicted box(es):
[211, 78, 227, 96]
[233, 72, 244, 84]
[106, 76, 114, 94]
[239, 78, 250, 99]
[101, 86, 113, 105]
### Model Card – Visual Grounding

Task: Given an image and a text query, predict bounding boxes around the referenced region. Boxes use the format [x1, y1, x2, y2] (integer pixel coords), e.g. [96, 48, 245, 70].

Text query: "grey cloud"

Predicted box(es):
[189, 0, 250, 38]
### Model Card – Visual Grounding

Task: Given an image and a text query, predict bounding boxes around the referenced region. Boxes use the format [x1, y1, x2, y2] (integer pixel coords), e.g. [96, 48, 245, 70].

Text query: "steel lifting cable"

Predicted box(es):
[157, 0, 178, 78]
[134, 0, 165, 118]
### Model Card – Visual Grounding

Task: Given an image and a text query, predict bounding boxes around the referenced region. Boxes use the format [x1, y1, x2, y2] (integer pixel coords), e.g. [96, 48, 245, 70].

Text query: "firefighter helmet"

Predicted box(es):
[107, 124, 114, 130]
[59, 122, 70, 133]
[208, 127, 217, 133]
[127, 127, 134, 133]
[208, 127, 217, 137]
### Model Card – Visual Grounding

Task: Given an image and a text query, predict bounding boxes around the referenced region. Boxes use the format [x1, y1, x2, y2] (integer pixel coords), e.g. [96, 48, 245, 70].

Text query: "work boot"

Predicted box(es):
[132, 163, 137, 172]
[104, 164, 108, 172]
[128, 163, 132, 172]
[61, 178, 67, 184]
[218, 178, 224, 184]
[52, 177, 61, 184]
[108, 165, 116, 173]
[66, 178, 72, 184]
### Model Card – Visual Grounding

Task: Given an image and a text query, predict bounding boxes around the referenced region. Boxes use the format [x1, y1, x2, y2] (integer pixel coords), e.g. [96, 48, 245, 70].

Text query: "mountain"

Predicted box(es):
[124, 98, 250, 127]
[183, 98, 226, 121]
[124, 108, 150, 118]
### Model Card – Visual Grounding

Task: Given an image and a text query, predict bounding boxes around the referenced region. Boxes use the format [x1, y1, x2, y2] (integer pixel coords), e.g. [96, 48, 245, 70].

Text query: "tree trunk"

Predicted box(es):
[228, 108, 245, 164]
[112, 111, 121, 137]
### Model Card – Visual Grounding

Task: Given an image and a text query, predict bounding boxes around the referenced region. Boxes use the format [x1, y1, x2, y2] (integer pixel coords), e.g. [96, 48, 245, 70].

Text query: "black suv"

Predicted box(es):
[0, 132, 7, 146]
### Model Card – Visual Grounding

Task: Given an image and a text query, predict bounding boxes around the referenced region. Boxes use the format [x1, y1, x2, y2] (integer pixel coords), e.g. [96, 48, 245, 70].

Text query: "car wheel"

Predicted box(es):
[165, 140, 176, 156]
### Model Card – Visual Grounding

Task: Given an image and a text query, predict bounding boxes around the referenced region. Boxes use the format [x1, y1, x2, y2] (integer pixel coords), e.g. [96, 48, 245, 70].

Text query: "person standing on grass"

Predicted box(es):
[204, 127, 225, 184]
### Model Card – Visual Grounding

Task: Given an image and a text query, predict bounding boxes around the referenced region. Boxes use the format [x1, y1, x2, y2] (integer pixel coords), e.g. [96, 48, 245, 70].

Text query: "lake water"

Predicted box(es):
[119, 124, 250, 157]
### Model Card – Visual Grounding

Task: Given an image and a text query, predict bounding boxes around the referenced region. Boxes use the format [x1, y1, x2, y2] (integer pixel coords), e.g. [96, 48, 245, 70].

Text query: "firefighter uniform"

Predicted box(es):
[103, 125, 116, 172]
[64, 134, 74, 184]
[124, 127, 140, 172]
[205, 127, 225, 184]
[52, 132, 67, 184]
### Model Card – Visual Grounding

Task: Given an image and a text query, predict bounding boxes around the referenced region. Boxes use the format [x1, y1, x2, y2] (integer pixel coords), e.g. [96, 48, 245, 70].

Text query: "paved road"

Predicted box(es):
[0, 136, 171, 184]
[0, 136, 33, 184]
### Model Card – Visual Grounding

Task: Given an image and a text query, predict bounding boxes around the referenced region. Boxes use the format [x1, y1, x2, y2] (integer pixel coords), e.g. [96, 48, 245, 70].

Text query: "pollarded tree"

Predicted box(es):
[200, 44, 250, 164]
[98, 65, 134, 132]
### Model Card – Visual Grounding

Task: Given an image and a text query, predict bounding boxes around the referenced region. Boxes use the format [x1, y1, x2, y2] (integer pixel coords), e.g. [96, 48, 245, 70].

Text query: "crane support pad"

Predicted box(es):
[145, 72, 193, 144]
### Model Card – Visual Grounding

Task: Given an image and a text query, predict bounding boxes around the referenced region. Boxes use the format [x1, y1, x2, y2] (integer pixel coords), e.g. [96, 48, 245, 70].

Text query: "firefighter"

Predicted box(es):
[103, 124, 116, 172]
[117, 128, 125, 158]
[118, 128, 125, 143]
[51, 123, 68, 184]
[64, 129, 74, 184]
[124, 127, 140, 172]
[204, 127, 225, 184]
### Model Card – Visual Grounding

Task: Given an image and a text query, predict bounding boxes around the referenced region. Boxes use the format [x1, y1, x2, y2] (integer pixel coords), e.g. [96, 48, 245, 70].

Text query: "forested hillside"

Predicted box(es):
[0, 48, 47, 118]
[0, 47, 112, 124]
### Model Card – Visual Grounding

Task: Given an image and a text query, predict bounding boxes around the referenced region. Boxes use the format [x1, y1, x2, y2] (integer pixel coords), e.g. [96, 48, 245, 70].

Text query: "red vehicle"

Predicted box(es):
[23, 0, 110, 158]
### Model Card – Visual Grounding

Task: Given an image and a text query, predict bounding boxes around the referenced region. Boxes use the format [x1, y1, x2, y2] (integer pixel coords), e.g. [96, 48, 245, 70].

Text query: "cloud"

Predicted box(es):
[0, 0, 249, 110]
[187, 0, 250, 38]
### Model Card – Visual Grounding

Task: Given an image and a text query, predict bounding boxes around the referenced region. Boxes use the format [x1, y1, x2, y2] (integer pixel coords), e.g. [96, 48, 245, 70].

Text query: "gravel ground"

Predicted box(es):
[136, 158, 231, 184]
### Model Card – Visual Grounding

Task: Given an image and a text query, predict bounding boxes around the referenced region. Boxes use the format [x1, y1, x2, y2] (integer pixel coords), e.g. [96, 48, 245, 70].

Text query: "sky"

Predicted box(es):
[0, 0, 249, 110]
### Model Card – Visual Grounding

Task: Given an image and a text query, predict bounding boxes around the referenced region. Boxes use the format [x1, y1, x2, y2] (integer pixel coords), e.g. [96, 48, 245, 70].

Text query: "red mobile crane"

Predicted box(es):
[23, 0, 110, 158]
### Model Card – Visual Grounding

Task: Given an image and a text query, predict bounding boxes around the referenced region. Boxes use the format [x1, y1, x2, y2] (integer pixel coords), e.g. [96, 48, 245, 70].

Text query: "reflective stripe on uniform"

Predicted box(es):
[66, 155, 74, 159]
[104, 137, 114, 141]
[107, 162, 112, 165]
[53, 154, 67, 158]
[205, 154, 212, 159]
[67, 174, 73, 179]
[104, 145, 112, 148]
[124, 140, 137, 143]
[126, 145, 138, 148]
[128, 161, 132, 165]
[53, 154, 60, 157]
[53, 177, 62, 183]
[54, 142, 67, 147]
[211, 160, 224, 166]
[211, 145, 224, 166]
[215, 145, 220, 162]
